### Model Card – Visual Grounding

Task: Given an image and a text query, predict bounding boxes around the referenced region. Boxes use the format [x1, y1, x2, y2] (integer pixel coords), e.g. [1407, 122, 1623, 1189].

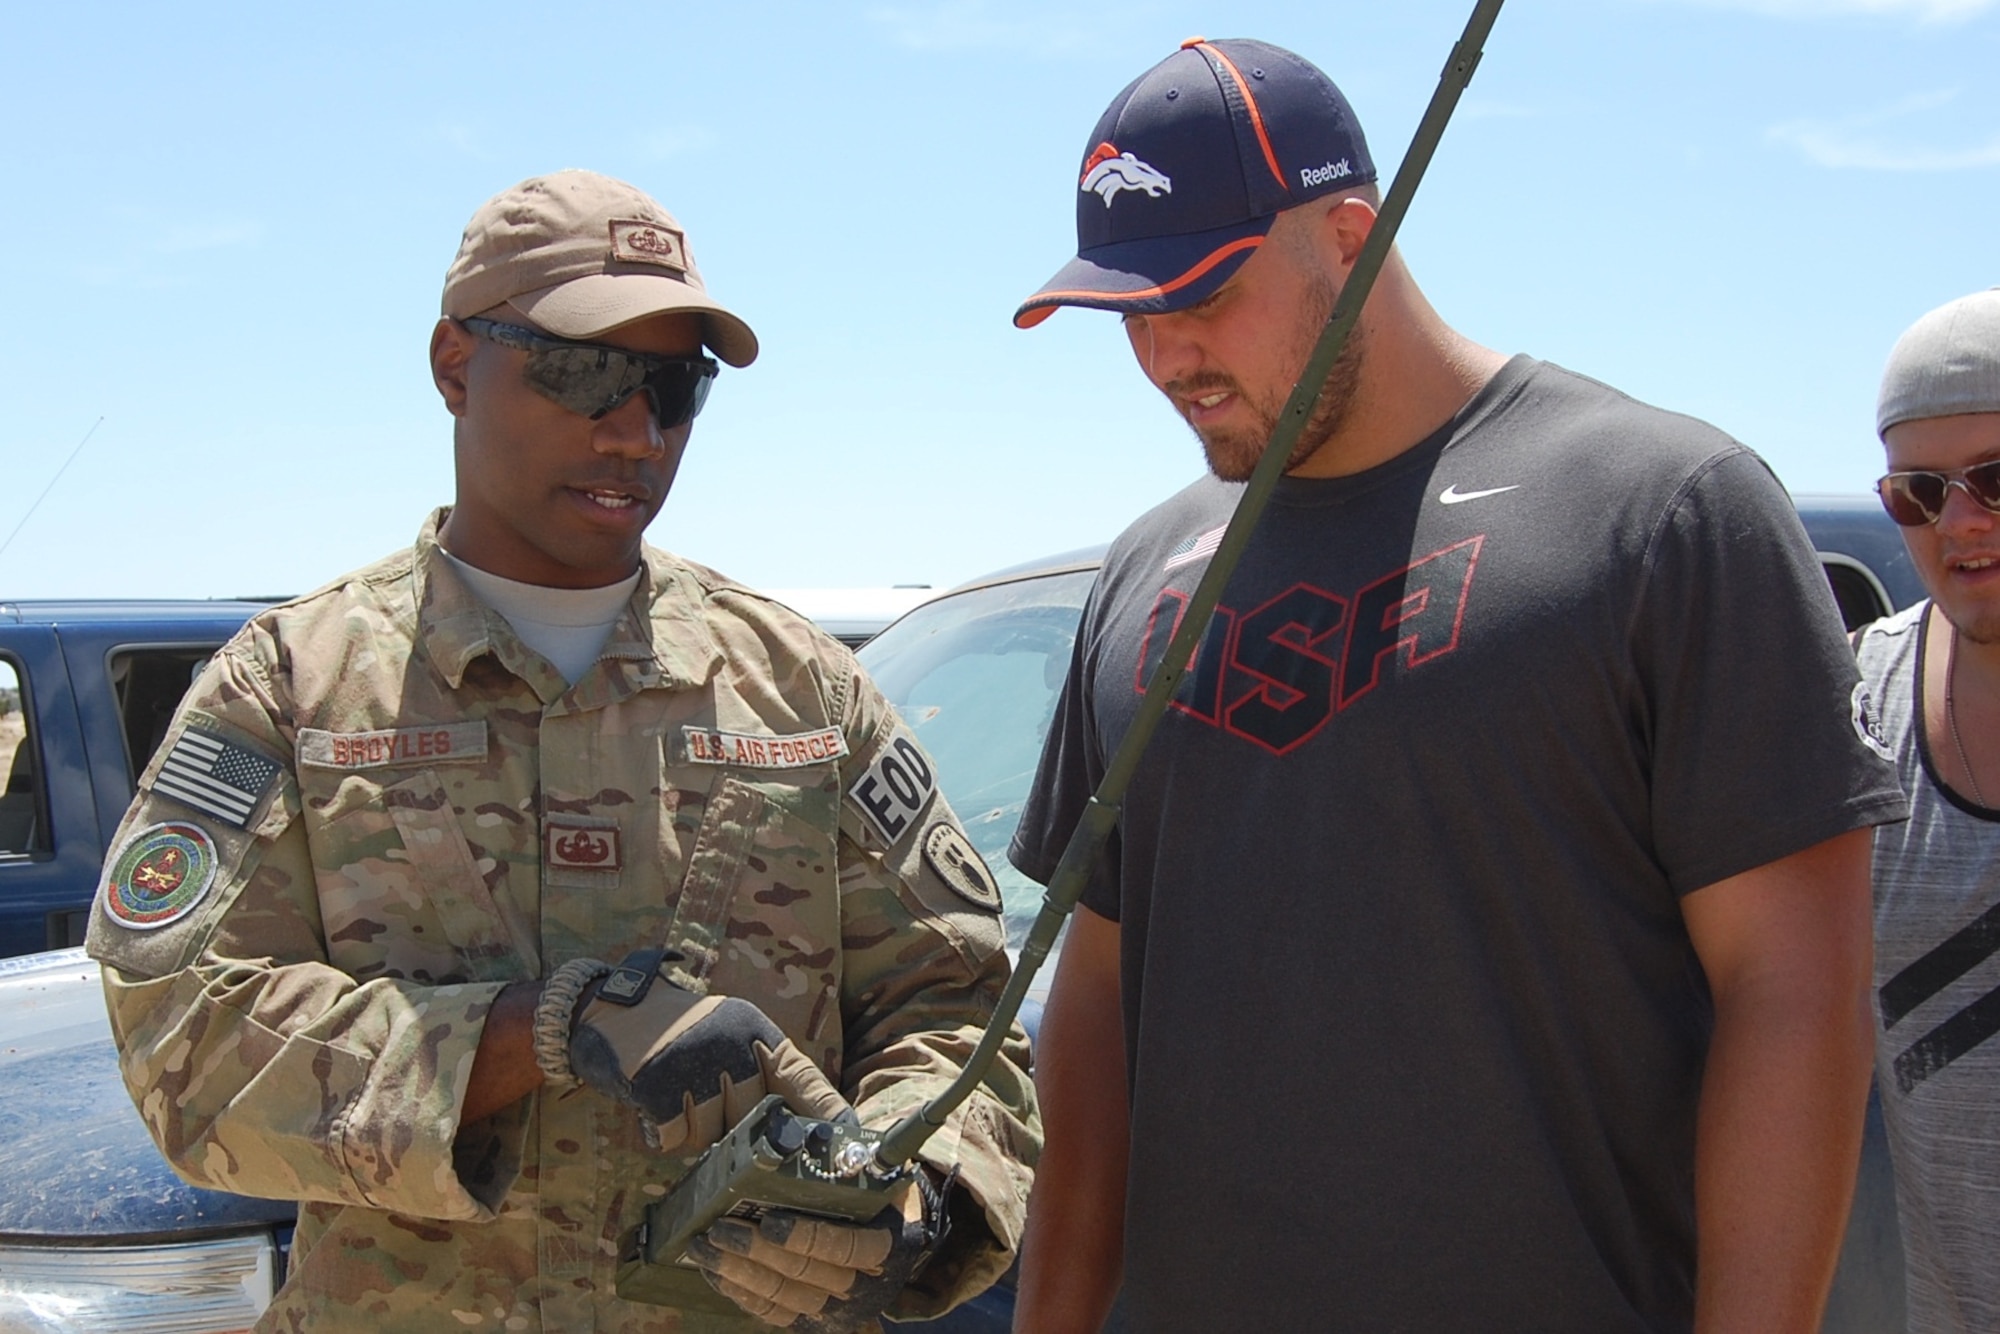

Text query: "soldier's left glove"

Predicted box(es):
[684, 1167, 953, 1332]
[534, 948, 850, 1154]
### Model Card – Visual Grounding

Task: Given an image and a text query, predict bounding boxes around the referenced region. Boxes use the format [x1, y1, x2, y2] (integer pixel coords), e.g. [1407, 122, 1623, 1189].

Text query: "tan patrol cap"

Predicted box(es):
[442, 170, 758, 367]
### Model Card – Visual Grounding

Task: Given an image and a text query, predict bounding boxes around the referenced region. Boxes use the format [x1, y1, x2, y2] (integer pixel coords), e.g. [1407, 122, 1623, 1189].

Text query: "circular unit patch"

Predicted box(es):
[922, 822, 1003, 912]
[104, 822, 220, 930]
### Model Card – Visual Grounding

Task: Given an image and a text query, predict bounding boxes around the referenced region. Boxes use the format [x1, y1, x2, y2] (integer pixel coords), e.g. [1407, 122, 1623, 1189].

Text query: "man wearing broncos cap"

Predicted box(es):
[86, 169, 1038, 1331]
[1007, 38, 1904, 1333]
[1856, 287, 2000, 1334]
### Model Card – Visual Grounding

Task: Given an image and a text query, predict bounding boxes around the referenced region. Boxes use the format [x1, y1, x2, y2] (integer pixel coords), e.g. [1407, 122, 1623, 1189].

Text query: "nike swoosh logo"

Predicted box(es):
[1438, 483, 1520, 505]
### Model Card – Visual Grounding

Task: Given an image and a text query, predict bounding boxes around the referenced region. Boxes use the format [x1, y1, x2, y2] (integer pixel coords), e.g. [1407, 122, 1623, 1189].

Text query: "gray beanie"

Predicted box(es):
[1878, 287, 2000, 437]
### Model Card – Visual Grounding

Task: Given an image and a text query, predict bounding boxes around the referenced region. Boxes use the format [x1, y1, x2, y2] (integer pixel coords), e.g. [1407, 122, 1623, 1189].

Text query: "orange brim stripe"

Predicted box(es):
[1200, 43, 1286, 193]
[1013, 235, 1265, 328]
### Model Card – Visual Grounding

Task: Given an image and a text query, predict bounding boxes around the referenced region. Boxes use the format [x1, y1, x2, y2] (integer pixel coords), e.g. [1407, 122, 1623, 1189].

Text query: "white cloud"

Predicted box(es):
[643, 126, 717, 159]
[1462, 100, 1538, 121]
[1768, 88, 2000, 169]
[74, 215, 261, 284]
[76, 265, 195, 289]
[1673, 0, 1992, 18]
[429, 123, 492, 160]
[154, 221, 262, 253]
[864, 0, 1086, 53]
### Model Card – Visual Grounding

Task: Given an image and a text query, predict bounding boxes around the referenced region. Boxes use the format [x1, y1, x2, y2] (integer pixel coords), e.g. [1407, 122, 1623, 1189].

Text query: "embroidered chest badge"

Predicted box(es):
[545, 820, 622, 873]
[104, 822, 220, 930]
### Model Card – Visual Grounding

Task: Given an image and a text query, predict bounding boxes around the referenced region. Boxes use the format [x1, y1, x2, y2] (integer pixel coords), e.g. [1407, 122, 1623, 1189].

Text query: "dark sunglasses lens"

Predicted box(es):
[1880, 473, 1946, 526]
[1965, 460, 2000, 508]
[521, 346, 715, 426]
[644, 364, 714, 428]
[521, 346, 650, 418]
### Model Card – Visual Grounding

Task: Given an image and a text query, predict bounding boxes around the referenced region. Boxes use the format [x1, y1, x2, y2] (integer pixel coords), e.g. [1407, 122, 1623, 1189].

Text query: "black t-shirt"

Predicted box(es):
[1010, 357, 1907, 1332]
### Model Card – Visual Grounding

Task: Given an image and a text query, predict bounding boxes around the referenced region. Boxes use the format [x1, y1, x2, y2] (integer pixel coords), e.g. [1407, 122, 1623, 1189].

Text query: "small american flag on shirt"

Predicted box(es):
[1164, 524, 1227, 572]
[153, 729, 281, 829]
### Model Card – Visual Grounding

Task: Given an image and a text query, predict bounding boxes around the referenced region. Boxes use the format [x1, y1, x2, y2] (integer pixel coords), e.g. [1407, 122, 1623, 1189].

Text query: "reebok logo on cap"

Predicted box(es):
[1082, 143, 1172, 208]
[1300, 159, 1354, 190]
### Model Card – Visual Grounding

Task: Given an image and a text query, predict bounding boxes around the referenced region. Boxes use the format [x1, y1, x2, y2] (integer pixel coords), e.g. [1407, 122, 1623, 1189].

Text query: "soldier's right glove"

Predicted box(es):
[534, 948, 850, 1154]
[685, 1167, 952, 1332]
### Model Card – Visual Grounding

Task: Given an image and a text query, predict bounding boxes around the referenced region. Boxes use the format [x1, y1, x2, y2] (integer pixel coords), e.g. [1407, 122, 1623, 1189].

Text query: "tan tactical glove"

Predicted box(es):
[684, 1168, 952, 1332]
[561, 948, 850, 1154]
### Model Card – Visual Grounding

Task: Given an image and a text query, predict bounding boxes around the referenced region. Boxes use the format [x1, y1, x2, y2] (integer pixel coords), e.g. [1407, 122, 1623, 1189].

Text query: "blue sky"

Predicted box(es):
[1, 0, 1994, 599]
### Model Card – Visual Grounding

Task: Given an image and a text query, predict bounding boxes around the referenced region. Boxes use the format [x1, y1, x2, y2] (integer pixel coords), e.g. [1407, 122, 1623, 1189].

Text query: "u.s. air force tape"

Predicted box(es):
[682, 725, 849, 769]
[847, 728, 937, 844]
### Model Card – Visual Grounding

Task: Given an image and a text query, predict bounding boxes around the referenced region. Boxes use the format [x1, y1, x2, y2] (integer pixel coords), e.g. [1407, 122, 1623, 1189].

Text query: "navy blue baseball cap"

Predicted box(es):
[1015, 37, 1376, 329]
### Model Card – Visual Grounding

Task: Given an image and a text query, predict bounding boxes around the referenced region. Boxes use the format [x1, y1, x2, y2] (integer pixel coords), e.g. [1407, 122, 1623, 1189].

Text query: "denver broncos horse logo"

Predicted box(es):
[1081, 142, 1171, 207]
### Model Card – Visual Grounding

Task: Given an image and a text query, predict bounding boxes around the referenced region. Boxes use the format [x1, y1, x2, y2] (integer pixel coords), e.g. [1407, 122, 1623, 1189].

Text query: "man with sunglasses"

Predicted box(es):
[84, 170, 1038, 1332]
[1855, 287, 2000, 1334]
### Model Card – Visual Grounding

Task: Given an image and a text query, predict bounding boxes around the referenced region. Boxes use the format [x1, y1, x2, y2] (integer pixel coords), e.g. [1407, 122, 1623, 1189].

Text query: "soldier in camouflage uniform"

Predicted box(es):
[85, 170, 1039, 1333]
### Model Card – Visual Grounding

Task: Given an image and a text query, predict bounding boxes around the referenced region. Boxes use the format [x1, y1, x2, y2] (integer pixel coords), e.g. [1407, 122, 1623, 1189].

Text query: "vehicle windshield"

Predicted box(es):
[857, 568, 1096, 953]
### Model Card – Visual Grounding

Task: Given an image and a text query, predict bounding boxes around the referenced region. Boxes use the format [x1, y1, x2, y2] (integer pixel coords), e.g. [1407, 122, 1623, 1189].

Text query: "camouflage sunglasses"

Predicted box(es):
[461, 317, 717, 428]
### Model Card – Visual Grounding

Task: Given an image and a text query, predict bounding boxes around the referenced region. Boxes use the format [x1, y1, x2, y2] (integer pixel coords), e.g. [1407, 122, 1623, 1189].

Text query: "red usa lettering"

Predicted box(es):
[847, 730, 937, 845]
[1137, 537, 1485, 757]
[681, 725, 849, 769]
[299, 722, 489, 770]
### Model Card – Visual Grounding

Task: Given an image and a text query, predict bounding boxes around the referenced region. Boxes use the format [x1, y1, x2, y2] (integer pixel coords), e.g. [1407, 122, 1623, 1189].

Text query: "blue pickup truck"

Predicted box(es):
[0, 600, 281, 957]
[0, 500, 1926, 1329]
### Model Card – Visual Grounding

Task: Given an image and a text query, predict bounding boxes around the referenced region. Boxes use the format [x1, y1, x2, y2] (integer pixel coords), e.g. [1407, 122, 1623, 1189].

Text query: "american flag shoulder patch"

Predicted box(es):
[1164, 524, 1226, 572]
[151, 728, 283, 830]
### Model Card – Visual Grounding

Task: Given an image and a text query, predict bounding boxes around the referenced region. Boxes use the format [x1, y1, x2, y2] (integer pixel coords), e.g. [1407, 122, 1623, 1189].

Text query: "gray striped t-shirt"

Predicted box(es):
[1860, 601, 2000, 1334]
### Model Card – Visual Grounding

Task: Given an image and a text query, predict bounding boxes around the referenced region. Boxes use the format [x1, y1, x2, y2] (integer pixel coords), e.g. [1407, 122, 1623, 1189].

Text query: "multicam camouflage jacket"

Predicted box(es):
[85, 513, 1039, 1333]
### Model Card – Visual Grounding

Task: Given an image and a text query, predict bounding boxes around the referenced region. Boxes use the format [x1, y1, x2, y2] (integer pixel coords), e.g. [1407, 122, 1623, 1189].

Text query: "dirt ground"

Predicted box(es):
[0, 709, 23, 781]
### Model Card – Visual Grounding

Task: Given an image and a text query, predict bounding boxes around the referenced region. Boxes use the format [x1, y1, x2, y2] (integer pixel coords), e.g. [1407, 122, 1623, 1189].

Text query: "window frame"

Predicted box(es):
[0, 651, 52, 864]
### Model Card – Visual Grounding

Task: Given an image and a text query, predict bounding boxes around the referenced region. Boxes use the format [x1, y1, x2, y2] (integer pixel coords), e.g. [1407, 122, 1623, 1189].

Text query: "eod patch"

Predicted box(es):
[847, 729, 938, 844]
[103, 822, 219, 930]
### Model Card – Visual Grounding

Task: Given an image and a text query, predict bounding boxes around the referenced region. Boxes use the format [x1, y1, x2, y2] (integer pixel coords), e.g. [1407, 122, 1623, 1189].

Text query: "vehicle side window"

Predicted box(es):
[0, 658, 46, 858]
[1822, 557, 1893, 633]
[107, 648, 216, 781]
[858, 570, 1097, 950]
